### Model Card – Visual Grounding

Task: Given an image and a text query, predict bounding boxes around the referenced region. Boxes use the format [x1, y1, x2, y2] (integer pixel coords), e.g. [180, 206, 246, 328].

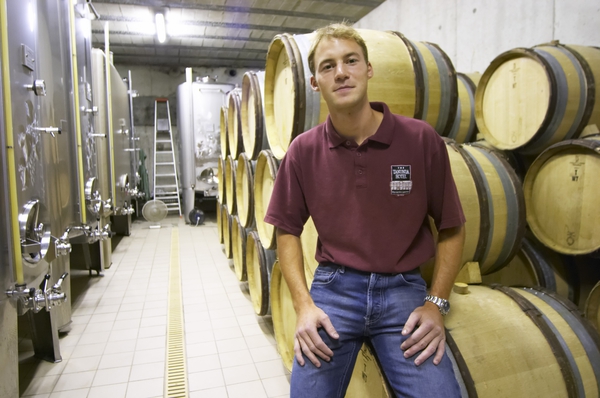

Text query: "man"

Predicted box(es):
[265, 23, 465, 397]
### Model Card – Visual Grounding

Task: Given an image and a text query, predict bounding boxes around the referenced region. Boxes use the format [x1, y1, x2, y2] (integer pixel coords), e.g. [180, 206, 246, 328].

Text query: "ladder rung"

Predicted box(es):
[155, 191, 178, 195]
[156, 140, 172, 143]
[156, 173, 176, 177]
[156, 196, 179, 200]
[156, 162, 174, 165]
[156, 184, 178, 188]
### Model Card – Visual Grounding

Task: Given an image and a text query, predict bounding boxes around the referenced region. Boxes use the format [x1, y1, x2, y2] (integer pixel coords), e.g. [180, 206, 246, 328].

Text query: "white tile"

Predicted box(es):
[108, 328, 139, 342]
[186, 341, 218, 358]
[262, 376, 290, 397]
[226, 380, 267, 398]
[21, 375, 59, 395]
[125, 378, 163, 398]
[140, 316, 167, 328]
[62, 356, 101, 374]
[219, 350, 254, 368]
[255, 360, 288, 379]
[31, 359, 68, 378]
[88, 312, 118, 324]
[189, 387, 228, 398]
[69, 343, 106, 358]
[222, 364, 260, 385]
[213, 326, 243, 340]
[98, 352, 135, 369]
[215, 338, 247, 353]
[111, 319, 141, 331]
[187, 354, 221, 373]
[119, 302, 144, 312]
[245, 333, 276, 349]
[48, 389, 90, 397]
[88, 383, 127, 398]
[136, 336, 166, 351]
[132, 347, 165, 365]
[104, 339, 137, 355]
[53, 371, 95, 391]
[84, 321, 114, 333]
[115, 310, 143, 321]
[77, 331, 110, 345]
[186, 330, 215, 344]
[93, 304, 121, 314]
[188, 369, 225, 391]
[142, 307, 168, 317]
[250, 345, 281, 363]
[129, 362, 164, 382]
[137, 325, 166, 339]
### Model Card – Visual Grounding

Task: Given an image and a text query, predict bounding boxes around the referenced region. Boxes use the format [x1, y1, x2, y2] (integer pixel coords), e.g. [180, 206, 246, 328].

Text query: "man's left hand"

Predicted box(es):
[400, 301, 446, 366]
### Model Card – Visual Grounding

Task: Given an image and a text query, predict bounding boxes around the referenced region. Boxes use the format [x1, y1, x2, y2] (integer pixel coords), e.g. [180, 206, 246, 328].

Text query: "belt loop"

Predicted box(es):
[339, 265, 346, 274]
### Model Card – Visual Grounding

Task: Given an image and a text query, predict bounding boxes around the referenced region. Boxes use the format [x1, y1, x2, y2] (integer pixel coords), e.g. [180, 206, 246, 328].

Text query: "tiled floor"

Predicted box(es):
[18, 214, 291, 398]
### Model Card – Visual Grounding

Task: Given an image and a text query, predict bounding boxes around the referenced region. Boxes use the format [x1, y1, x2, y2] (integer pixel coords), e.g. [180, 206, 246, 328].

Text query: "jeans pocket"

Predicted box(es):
[398, 272, 427, 291]
[311, 265, 340, 286]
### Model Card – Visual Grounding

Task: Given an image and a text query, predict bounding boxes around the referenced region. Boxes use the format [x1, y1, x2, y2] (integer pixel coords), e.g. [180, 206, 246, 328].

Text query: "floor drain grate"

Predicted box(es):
[165, 228, 188, 397]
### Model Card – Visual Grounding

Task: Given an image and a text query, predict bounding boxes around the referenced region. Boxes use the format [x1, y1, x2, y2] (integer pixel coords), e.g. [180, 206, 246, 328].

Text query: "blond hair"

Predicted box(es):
[307, 22, 369, 76]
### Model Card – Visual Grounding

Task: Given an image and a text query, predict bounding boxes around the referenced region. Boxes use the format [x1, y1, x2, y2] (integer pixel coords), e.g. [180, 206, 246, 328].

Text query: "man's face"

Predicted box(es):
[310, 37, 372, 112]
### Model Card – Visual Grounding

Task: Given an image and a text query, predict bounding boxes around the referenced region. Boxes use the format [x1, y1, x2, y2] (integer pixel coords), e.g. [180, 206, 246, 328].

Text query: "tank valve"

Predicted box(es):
[55, 235, 72, 257]
[25, 79, 46, 96]
[6, 273, 68, 314]
[80, 106, 98, 114]
[34, 127, 61, 137]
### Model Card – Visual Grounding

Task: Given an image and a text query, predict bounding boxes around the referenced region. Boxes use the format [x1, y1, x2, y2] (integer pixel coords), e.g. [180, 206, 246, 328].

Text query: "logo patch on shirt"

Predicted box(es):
[390, 165, 412, 196]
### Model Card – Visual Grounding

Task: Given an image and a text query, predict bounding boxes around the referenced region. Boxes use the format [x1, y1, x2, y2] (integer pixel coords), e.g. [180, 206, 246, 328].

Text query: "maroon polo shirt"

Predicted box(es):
[264, 102, 465, 274]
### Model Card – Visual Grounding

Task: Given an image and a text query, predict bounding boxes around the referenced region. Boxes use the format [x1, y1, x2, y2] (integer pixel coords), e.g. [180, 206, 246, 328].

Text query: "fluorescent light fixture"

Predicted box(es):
[155, 12, 166, 43]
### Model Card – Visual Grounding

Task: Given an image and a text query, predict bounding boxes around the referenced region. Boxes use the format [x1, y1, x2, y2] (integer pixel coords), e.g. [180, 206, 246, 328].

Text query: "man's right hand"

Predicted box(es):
[294, 304, 339, 367]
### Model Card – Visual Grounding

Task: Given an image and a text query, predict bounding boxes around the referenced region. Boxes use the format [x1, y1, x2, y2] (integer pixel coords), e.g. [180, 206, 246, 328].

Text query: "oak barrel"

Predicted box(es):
[482, 237, 579, 303]
[231, 215, 248, 282]
[225, 155, 237, 215]
[444, 140, 526, 274]
[475, 43, 600, 154]
[446, 285, 600, 397]
[222, 206, 233, 259]
[235, 152, 256, 228]
[524, 136, 600, 255]
[246, 230, 276, 316]
[253, 150, 280, 250]
[448, 72, 480, 143]
[241, 71, 269, 160]
[217, 157, 226, 204]
[217, 203, 224, 244]
[264, 30, 461, 159]
[227, 88, 244, 158]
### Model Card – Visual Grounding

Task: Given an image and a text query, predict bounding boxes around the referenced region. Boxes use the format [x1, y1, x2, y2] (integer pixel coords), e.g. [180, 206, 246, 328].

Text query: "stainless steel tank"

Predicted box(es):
[2, 0, 73, 363]
[0, 24, 19, 395]
[66, 0, 113, 274]
[177, 71, 234, 223]
[91, 48, 134, 236]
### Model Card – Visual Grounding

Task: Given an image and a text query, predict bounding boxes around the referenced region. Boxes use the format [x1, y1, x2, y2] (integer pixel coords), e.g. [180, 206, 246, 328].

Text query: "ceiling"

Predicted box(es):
[89, 0, 385, 69]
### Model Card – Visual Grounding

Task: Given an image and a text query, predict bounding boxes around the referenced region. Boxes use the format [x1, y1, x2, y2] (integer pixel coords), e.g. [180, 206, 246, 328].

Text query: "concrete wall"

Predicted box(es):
[354, 0, 600, 73]
[112, 64, 250, 194]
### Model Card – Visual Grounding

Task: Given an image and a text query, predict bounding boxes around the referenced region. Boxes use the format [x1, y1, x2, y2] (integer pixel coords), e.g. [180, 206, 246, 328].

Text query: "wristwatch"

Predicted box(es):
[424, 295, 450, 315]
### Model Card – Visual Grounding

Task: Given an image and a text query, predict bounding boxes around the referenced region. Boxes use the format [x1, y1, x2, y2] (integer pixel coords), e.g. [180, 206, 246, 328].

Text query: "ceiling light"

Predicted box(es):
[155, 12, 166, 43]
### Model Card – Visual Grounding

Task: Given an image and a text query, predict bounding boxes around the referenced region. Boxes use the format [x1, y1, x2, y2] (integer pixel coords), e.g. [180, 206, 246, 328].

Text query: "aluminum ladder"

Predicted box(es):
[153, 98, 182, 215]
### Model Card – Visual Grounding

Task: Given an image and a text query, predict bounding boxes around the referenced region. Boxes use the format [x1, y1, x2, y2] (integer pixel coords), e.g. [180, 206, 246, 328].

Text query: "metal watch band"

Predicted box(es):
[424, 294, 450, 315]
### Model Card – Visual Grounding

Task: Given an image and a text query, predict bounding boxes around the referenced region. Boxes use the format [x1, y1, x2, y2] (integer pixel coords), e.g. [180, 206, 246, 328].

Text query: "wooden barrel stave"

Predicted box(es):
[225, 155, 237, 215]
[235, 153, 256, 228]
[218, 157, 226, 205]
[217, 203, 224, 244]
[223, 206, 233, 259]
[586, 282, 600, 332]
[448, 73, 479, 143]
[220, 106, 229, 160]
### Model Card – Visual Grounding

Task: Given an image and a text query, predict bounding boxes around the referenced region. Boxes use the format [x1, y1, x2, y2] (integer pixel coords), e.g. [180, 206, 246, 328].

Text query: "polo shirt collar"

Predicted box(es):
[325, 102, 394, 148]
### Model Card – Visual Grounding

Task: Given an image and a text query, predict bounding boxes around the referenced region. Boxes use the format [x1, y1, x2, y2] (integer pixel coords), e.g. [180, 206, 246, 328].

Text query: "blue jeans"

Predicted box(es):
[290, 263, 461, 398]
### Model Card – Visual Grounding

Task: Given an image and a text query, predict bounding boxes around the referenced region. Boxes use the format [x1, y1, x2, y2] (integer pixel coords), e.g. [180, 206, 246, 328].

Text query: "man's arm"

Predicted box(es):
[276, 228, 339, 368]
[400, 224, 465, 366]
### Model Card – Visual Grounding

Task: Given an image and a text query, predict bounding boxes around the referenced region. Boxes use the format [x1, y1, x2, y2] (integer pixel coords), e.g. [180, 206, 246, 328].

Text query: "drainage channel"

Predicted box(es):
[165, 228, 189, 398]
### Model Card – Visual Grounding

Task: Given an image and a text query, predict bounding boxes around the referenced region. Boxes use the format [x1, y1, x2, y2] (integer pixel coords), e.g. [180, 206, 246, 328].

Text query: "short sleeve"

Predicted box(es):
[427, 136, 466, 231]
[264, 147, 310, 237]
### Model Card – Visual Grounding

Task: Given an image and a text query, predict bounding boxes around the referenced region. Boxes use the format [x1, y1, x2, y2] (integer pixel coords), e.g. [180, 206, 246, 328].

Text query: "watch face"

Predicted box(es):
[440, 301, 450, 315]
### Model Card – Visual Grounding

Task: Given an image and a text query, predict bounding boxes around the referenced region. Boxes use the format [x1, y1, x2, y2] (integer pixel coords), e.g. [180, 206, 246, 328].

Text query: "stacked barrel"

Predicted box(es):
[216, 30, 600, 397]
